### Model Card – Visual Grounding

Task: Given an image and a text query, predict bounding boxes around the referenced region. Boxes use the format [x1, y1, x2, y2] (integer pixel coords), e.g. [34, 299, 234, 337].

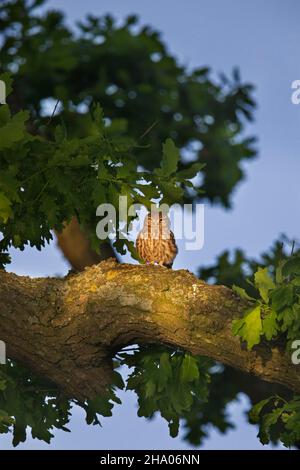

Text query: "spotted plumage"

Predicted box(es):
[136, 212, 178, 268]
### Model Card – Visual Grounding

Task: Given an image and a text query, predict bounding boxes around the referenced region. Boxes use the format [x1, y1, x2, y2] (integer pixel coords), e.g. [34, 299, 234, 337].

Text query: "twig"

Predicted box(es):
[291, 240, 295, 256]
[138, 120, 158, 141]
[46, 99, 60, 126]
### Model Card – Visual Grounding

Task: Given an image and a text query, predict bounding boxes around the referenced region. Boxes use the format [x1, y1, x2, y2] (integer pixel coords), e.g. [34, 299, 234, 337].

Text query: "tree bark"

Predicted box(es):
[55, 217, 116, 271]
[0, 258, 299, 400]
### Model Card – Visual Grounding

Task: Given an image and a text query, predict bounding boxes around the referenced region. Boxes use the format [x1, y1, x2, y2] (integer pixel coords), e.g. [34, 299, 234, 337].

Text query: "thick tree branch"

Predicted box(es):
[0, 259, 299, 400]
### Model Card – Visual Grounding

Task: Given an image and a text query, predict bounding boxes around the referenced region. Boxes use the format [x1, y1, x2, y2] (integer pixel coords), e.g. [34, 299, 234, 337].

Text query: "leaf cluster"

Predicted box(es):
[118, 346, 212, 438]
[0, 360, 124, 447]
[0, 0, 256, 207]
[232, 254, 300, 350]
[0, 74, 203, 267]
[250, 395, 300, 447]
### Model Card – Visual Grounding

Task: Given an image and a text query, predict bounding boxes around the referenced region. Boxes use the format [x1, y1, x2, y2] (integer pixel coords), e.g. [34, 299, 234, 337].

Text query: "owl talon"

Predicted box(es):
[158, 262, 167, 268]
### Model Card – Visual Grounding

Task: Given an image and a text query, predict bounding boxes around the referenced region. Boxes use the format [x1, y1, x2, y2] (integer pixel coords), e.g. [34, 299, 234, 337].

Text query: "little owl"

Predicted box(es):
[136, 212, 177, 268]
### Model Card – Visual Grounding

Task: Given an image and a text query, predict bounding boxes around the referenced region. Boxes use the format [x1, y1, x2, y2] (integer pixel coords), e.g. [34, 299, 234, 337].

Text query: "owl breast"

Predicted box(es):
[136, 230, 178, 268]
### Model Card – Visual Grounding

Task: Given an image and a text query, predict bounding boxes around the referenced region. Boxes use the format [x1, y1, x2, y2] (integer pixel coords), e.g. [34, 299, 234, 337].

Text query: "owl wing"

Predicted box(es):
[170, 230, 178, 255]
[162, 230, 177, 268]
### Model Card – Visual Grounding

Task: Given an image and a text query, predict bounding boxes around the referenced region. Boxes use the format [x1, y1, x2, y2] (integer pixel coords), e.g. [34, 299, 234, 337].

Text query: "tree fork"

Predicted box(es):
[0, 258, 299, 400]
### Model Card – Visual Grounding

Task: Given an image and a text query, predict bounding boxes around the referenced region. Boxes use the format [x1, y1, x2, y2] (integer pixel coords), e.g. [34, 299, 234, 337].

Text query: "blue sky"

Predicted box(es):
[2, 0, 299, 450]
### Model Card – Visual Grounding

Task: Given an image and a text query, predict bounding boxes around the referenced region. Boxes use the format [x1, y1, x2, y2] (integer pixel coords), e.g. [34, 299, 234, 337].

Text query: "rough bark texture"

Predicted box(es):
[0, 258, 299, 400]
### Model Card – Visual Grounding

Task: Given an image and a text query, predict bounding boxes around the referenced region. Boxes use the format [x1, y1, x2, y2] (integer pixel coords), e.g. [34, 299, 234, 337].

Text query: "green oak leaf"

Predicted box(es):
[249, 397, 271, 423]
[0, 110, 29, 149]
[0, 192, 12, 223]
[254, 267, 275, 303]
[232, 285, 255, 301]
[176, 162, 206, 179]
[180, 354, 200, 382]
[262, 309, 278, 340]
[258, 409, 282, 445]
[232, 305, 262, 350]
[160, 138, 180, 176]
[271, 285, 294, 311]
[282, 257, 300, 277]
[277, 306, 295, 332]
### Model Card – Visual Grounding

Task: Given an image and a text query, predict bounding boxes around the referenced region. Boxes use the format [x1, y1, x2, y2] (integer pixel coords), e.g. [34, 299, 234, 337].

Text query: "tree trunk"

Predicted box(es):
[0, 258, 299, 400]
[55, 217, 116, 271]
